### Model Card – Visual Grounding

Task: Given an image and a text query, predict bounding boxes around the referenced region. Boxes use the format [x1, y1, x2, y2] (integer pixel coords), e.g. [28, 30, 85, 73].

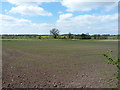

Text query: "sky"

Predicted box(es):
[0, 0, 119, 35]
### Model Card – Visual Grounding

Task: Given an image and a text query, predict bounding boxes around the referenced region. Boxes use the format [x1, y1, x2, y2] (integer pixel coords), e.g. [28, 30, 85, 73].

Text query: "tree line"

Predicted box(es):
[1, 28, 119, 39]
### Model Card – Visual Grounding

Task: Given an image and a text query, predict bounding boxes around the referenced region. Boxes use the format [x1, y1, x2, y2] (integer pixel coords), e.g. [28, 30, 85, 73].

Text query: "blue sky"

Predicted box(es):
[0, 0, 118, 35]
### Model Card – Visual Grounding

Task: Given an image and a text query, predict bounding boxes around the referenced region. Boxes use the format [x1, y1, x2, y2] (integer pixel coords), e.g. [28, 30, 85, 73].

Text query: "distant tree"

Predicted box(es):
[100, 35, 107, 39]
[38, 36, 41, 39]
[97, 34, 101, 39]
[68, 32, 73, 39]
[81, 33, 91, 39]
[50, 28, 59, 39]
[93, 34, 97, 39]
[81, 33, 86, 39]
[93, 34, 101, 39]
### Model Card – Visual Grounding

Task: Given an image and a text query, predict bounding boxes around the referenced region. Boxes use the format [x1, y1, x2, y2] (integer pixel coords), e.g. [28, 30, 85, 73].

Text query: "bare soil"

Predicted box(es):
[2, 40, 118, 88]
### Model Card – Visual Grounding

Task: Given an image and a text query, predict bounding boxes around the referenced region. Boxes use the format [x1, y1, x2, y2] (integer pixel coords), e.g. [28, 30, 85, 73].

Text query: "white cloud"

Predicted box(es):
[56, 13, 118, 34]
[59, 13, 73, 20]
[3, 0, 119, 3]
[0, 14, 31, 26]
[5, 0, 60, 5]
[105, 1, 118, 11]
[5, 0, 53, 16]
[58, 11, 63, 14]
[61, 0, 118, 12]
[9, 5, 52, 16]
[62, 13, 118, 24]
[4, 0, 119, 16]
[0, 14, 53, 34]
[0, 13, 118, 34]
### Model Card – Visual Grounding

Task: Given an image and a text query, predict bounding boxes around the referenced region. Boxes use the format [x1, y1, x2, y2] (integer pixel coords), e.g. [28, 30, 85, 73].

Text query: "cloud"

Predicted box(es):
[0, 14, 53, 34]
[4, 0, 119, 16]
[61, 0, 118, 12]
[3, 0, 119, 3]
[57, 13, 118, 25]
[59, 13, 73, 20]
[6, 0, 53, 16]
[58, 11, 63, 14]
[56, 13, 118, 34]
[0, 13, 118, 34]
[105, 1, 119, 11]
[9, 5, 52, 16]
[5, 0, 60, 5]
[0, 14, 31, 26]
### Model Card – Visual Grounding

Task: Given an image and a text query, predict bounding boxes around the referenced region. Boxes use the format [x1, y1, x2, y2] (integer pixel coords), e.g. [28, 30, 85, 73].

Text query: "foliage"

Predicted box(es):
[81, 33, 91, 39]
[103, 50, 120, 80]
[1, 34, 118, 40]
[68, 32, 73, 39]
[38, 36, 41, 39]
[50, 28, 59, 39]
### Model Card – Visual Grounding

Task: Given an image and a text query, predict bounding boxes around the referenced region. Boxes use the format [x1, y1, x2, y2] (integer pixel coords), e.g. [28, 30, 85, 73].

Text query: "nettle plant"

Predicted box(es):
[103, 50, 120, 80]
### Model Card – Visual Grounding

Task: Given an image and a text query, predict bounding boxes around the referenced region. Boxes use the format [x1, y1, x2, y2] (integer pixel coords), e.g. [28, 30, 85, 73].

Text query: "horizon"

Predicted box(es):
[0, 33, 118, 35]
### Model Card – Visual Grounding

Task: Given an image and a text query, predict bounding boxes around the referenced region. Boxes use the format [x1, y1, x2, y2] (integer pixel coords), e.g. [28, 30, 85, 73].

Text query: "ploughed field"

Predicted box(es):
[2, 40, 118, 88]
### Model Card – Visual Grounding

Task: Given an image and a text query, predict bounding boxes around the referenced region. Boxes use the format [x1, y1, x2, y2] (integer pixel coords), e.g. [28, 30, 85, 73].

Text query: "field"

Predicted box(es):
[2, 40, 118, 88]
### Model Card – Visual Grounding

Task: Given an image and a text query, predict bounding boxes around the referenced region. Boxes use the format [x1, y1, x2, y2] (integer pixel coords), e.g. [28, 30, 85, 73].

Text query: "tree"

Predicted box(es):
[38, 36, 41, 39]
[50, 28, 59, 39]
[68, 32, 73, 39]
[81, 33, 91, 39]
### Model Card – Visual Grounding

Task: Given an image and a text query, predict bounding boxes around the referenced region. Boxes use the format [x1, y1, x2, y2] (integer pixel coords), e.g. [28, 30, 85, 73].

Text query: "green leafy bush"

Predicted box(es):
[103, 50, 120, 80]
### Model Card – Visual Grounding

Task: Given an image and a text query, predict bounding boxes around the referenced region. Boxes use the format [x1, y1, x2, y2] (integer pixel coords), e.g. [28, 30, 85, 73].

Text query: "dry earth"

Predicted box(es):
[2, 40, 118, 88]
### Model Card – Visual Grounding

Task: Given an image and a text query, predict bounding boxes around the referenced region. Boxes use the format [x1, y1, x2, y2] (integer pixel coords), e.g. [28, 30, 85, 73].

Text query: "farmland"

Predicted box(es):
[2, 40, 118, 88]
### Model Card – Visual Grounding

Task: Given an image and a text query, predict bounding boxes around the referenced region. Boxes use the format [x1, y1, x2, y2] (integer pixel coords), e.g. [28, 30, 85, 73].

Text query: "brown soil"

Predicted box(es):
[2, 40, 118, 88]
